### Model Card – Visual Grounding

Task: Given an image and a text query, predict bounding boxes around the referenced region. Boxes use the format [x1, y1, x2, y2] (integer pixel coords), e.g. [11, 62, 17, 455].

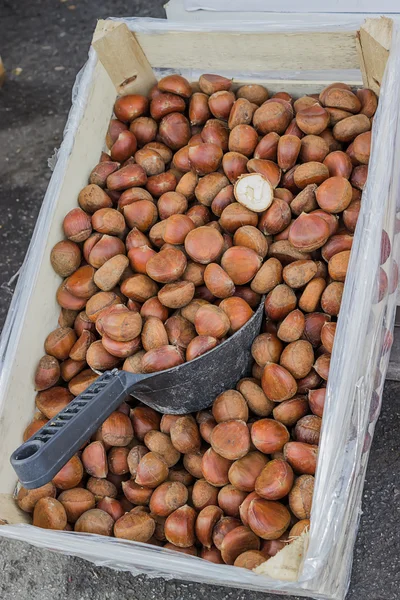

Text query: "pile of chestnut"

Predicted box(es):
[19, 72, 379, 569]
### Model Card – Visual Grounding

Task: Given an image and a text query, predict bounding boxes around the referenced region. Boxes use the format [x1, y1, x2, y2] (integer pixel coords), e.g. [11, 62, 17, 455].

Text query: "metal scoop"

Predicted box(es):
[10, 300, 264, 489]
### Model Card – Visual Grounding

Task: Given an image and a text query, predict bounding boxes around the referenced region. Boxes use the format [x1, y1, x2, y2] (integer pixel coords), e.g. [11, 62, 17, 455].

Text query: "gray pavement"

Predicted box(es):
[0, 2, 399, 599]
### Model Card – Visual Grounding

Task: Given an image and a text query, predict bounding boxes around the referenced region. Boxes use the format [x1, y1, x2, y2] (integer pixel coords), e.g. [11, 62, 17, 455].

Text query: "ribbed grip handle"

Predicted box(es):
[10, 369, 144, 489]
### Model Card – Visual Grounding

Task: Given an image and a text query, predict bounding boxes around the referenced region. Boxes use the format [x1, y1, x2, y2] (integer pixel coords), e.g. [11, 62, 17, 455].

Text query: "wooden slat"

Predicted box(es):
[231, 78, 362, 97]
[357, 17, 392, 95]
[134, 30, 359, 71]
[92, 21, 157, 95]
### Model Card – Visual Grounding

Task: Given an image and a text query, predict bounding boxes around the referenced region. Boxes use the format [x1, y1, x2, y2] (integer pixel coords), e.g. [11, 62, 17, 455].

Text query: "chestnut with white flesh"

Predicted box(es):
[234, 173, 274, 213]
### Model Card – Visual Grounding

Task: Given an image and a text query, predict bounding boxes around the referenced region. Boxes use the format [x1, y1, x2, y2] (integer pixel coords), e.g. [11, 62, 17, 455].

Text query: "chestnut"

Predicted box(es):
[192, 479, 219, 511]
[58, 488, 96, 523]
[295, 415, 322, 445]
[185, 226, 224, 264]
[144, 430, 181, 468]
[135, 452, 169, 488]
[280, 340, 314, 379]
[212, 390, 248, 423]
[186, 335, 218, 361]
[272, 397, 310, 427]
[17, 483, 57, 514]
[220, 525, 260, 564]
[289, 212, 330, 252]
[150, 481, 188, 517]
[253, 100, 292, 135]
[50, 240, 81, 278]
[164, 314, 196, 349]
[33, 497, 68, 530]
[222, 152, 249, 183]
[201, 119, 229, 151]
[114, 512, 155, 542]
[234, 550, 267, 570]
[183, 451, 204, 479]
[195, 505, 223, 548]
[81, 441, 108, 478]
[199, 74, 232, 94]
[130, 117, 158, 147]
[236, 379, 275, 417]
[283, 442, 318, 475]
[209, 90, 235, 120]
[96, 497, 125, 522]
[264, 284, 297, 321]
[52, 455, 83, 490]
[255, 459, 294, 500]
[202, 448, 232, 487]
[170, 415, 201, 454]
[164, 505, 197, 548]
[159, 113, 191, 150]
[247, 498, 290, 541]
[189, 92, 211, 126]
[228, 452, 268, 492]
[251, 419, 290, 453]
[237, 84, 268, 106]
[210, 420, 250, 460]
[288, 474, 314, 519]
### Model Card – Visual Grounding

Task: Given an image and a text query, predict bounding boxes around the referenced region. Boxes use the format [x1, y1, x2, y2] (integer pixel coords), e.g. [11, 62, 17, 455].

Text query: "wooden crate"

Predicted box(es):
[0, 15, 395, 598]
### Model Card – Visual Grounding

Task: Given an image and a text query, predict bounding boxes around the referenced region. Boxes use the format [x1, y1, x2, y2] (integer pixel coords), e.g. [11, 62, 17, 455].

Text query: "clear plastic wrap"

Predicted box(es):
[1, 17, 400, 600]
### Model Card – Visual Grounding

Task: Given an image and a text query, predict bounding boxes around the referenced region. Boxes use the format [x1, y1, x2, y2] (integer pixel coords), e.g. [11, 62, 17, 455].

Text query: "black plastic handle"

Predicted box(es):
[10, 369, 147, 489]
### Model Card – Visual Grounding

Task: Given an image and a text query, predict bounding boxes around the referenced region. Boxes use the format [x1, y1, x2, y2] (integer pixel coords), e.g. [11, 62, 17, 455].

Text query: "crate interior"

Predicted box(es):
[0, 17, 391, 530]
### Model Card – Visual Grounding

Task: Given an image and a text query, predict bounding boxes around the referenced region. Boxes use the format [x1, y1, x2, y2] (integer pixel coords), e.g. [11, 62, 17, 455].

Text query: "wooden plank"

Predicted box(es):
[357, 17, 392, 95]
[231, 78, 362, 97]
[135, 30, 359, 71]
[92, 20, 157, 95]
